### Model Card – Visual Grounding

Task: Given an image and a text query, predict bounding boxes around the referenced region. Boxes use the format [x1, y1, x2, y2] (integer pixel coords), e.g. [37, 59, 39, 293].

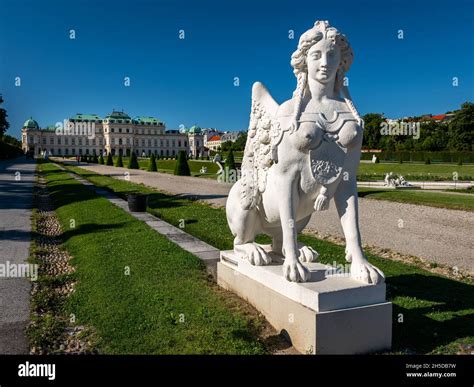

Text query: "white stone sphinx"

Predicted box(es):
[225, 20, 385, 285]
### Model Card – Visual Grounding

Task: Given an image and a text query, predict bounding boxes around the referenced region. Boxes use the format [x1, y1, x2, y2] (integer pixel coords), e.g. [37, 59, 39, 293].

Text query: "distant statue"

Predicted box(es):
[385, 172, 411, 188]
[226, 20, 384, 284]
[372, 154, 378, 163]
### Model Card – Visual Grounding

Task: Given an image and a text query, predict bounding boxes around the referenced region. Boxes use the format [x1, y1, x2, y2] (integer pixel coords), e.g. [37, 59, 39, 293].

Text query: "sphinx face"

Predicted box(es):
[306, 38, 341, 84]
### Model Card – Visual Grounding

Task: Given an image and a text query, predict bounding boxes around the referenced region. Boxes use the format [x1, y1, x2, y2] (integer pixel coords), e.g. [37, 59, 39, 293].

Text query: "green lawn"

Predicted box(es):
[358, 162, 474, 181]
[60, 162, 474, 355]
[357, 187, 474, 212]
[38, 162, 267, 354]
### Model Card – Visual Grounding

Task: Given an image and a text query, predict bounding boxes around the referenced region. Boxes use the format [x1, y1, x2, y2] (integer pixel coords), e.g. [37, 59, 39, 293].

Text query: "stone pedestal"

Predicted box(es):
[218, 250, 392, 354]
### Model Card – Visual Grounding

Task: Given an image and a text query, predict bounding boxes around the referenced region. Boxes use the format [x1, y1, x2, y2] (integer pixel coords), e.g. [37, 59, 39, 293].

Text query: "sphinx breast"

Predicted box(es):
[337, 120, 362, 148]
[292, 121, 323, 151]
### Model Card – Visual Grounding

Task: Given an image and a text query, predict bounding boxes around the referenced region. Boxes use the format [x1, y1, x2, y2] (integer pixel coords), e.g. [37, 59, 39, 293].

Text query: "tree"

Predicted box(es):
[115, 154, 124, 167]
[128, 152, 139, 169]
[447, 102, 474, 151]
[220, 140, 233, 152]
[232, 132, 247, 151]
[174, 150, 191, 176]
[148, 153, 157, 172]
[99, 154, 104, 164]
[2, 134, 21, 147]
[362, 113, 384, 149]
[92, 154, 99, 163]
[106, 153, 113, 166]
[225, 149, 236, 171]
[0, 95, 9, 139]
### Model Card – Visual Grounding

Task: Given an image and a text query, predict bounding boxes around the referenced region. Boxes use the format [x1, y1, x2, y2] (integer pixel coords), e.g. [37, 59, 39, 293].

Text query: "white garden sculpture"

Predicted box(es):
[226, 20, 385, 284]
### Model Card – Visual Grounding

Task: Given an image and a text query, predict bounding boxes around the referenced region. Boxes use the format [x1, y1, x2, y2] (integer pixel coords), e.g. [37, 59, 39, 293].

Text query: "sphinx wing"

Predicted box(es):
[240, 82, 281, 210]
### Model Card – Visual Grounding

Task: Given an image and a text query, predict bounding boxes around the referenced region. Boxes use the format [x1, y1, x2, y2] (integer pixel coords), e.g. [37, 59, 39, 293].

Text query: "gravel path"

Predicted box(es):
[60, 160, 474, 275]
[0, 157, 36, 354]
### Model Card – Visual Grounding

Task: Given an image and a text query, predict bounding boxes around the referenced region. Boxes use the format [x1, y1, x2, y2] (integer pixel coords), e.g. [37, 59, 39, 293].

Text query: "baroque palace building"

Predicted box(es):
[21, 110, 206, 158]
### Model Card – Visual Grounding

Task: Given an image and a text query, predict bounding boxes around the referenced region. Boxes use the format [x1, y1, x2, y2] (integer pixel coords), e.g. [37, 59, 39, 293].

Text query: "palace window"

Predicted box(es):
[43, 137, 46, 144]
[111, 128, 115, 133]
[57, 137, 61, 145]
[172, 140, 175, 147]
[154, 139, 157, 146]
[50, 137, 54, 144]
[178, 140, 181, 147]
[184, 141, 187, 147]
[160, 140, 163, 147]
[148, 139, 151, 146]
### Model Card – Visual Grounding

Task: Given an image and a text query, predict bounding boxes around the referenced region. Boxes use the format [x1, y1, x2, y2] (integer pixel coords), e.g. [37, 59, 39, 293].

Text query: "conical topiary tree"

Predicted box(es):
[174, 150, 191, 176]
[128, 152, 139, 169]
[116, 154, 124, 167]
[99, 154, 104, 164]
[225, 149, 236, 171]
[106, 152, 113, 166]
[148, 153, 157, 172]
[93, 154, 99, 163]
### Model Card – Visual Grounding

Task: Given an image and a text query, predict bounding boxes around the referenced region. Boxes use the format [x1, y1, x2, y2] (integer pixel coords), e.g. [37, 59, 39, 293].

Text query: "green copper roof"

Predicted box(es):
[188, 125, 202, 134]
[23, 117, 39, 129]
[70, 113, 102, 121]
[133, 116, 163, 125]
[105, 110, 131, 120]
[42, 125, 57, 132]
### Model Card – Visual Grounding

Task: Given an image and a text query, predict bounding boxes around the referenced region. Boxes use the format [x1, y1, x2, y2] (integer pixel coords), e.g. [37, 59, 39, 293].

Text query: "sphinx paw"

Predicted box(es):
[299, 245, 319, 263]
[350, 259, 385, 284]
[314, 194, 329, 211]
[283, 259, 310, 282]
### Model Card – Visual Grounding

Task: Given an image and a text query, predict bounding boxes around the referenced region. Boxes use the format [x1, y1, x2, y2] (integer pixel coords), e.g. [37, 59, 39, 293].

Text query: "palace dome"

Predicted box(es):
[188, 125, 201, 134]
[23, 117, 39, 130]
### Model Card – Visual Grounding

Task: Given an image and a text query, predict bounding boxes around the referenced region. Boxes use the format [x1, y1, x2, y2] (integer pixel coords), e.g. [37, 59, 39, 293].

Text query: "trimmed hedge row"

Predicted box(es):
[361, 151, 474, 163]
[0, 141, 23, 160]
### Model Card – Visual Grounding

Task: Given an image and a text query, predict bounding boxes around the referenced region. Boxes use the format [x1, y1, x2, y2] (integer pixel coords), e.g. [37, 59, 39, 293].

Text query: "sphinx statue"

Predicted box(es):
[226, 20, 385, 284]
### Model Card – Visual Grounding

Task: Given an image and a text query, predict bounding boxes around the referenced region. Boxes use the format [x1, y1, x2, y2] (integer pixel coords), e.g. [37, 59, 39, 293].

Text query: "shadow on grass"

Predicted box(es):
[60, 222, 128, 243]
[388, 273, 474, 353]
[357, 189, 387, 198]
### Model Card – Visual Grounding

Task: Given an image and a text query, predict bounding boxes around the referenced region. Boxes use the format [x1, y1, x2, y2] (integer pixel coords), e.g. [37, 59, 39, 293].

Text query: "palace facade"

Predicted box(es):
[21, 110, 206, 158]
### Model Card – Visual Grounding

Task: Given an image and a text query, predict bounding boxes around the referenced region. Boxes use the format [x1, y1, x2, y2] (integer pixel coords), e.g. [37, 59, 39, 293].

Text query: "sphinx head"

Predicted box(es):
[291, 20, 354, 96]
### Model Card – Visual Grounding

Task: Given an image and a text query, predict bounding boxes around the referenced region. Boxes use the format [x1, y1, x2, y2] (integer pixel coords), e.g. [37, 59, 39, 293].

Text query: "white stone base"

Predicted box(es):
[218, 250, 392, 354]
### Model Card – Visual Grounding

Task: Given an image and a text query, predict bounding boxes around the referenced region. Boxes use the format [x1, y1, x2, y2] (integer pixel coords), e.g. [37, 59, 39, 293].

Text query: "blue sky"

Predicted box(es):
[1, 0, 473, 139]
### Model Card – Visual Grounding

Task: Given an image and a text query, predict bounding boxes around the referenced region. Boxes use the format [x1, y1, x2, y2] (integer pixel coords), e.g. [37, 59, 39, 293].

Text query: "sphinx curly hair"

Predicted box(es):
[290, 20, 360, 130]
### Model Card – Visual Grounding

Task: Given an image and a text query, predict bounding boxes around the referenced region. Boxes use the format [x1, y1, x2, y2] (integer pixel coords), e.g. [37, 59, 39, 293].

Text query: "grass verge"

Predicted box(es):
[357, 187, 474, 212]
[38, 161, 269, 354]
